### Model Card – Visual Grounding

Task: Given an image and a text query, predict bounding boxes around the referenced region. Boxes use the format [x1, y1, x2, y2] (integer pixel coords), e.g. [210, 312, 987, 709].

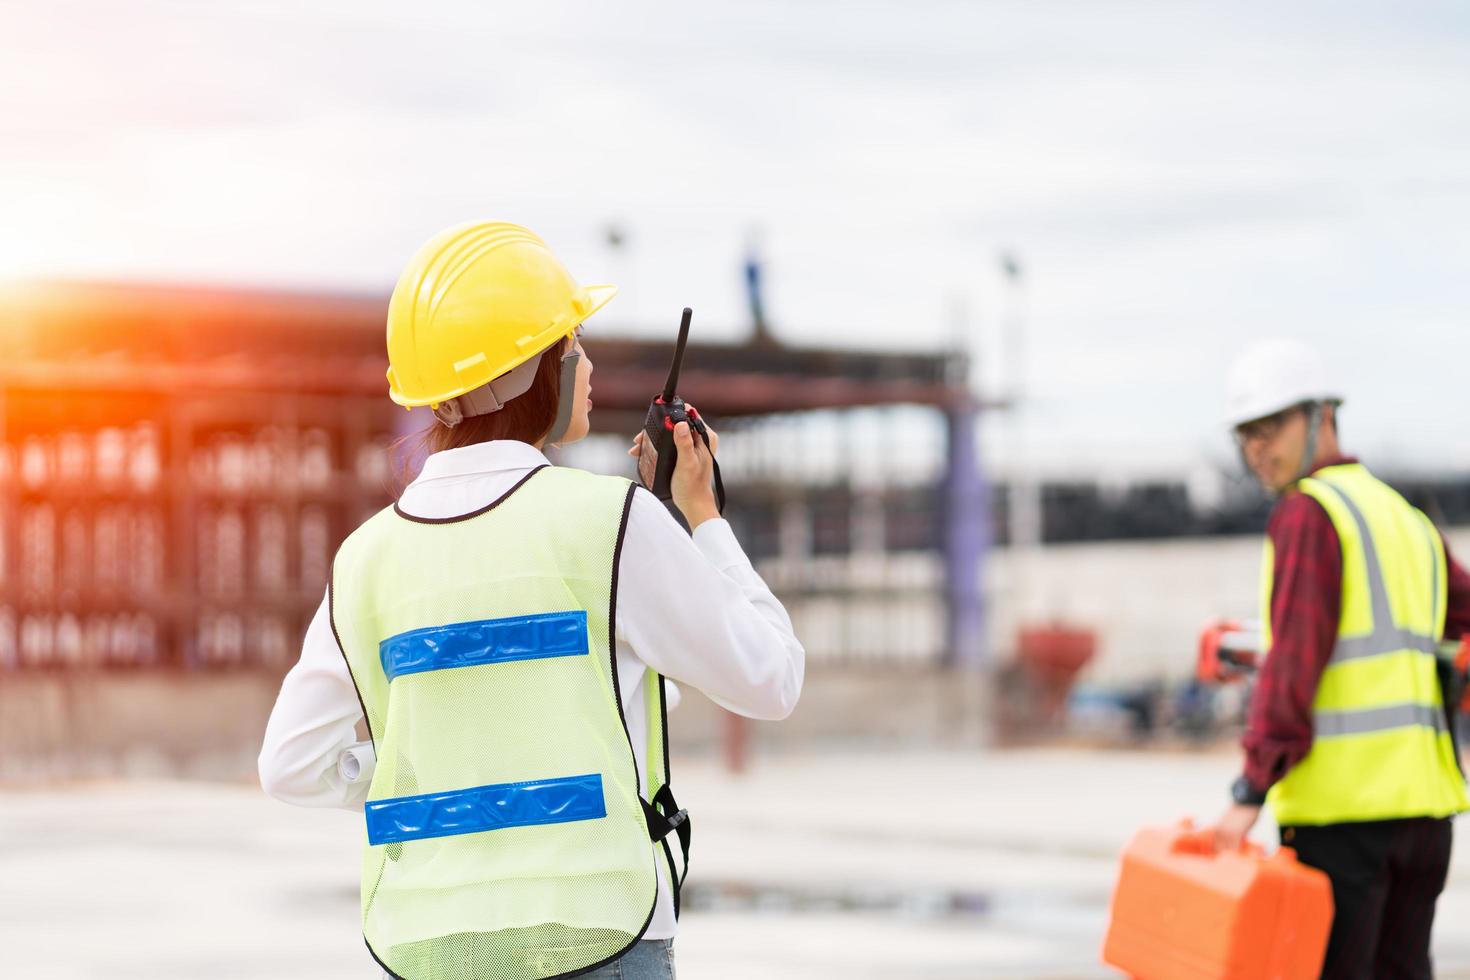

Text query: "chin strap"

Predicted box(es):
[541, 351, 582, 446]
[1293, 401, 1325, 485]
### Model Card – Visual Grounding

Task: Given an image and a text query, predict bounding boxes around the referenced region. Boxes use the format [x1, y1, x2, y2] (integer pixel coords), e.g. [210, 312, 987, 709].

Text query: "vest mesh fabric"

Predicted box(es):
[331, 466, 662, 980]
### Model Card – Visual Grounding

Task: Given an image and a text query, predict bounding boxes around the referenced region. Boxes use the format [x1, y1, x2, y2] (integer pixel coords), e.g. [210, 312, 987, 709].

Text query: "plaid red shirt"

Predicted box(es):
[1242, 455, 1470, 793]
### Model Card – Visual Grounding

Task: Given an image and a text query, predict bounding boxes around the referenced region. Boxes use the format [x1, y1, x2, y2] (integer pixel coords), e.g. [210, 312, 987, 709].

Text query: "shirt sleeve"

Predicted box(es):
[1442, 534, 1470, 642]
[257, 588, 373, 810]
[1241, 492, 1341, 794]
[615, 487, 805, 720]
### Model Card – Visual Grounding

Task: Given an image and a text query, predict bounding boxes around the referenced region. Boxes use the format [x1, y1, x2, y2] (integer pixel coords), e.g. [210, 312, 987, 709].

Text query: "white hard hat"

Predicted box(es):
[1223, 338, 1342, 429]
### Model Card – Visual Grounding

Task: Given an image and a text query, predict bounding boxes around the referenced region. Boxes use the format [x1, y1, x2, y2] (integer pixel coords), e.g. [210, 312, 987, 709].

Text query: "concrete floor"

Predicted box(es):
[7, 747, 1470, 979]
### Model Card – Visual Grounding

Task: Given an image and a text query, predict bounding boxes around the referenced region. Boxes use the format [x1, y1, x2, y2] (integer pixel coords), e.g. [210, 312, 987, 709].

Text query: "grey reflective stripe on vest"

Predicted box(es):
[1310, 478, 1438, 663]
[1333, 629, 1439, 661]
[1422, 512, 1443, 635]
[1315, 702, 1448, 738]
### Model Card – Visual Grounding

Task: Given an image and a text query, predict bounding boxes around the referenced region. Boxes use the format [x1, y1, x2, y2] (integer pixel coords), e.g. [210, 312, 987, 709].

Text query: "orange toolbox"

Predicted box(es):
[1102, 822, 1333, 980]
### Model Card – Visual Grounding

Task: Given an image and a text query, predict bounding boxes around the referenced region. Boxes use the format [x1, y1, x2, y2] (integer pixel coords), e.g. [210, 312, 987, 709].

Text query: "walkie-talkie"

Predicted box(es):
[642, 307, 726, 513]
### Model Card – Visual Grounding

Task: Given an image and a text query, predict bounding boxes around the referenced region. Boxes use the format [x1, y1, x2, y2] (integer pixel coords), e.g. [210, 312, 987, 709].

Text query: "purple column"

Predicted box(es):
[943, 401, 989, 669]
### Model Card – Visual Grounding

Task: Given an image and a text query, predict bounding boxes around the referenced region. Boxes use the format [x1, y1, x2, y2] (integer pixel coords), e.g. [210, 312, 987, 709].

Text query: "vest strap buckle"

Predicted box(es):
[642, 786, 693, 917]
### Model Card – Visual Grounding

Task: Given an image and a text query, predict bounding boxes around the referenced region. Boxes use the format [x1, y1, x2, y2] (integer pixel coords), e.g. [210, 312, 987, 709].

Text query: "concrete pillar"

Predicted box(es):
[778, 497, 811, 565]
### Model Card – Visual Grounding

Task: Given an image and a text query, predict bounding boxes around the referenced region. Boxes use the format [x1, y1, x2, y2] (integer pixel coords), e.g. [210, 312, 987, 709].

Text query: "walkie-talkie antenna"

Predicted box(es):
[662, 307, 692, 402]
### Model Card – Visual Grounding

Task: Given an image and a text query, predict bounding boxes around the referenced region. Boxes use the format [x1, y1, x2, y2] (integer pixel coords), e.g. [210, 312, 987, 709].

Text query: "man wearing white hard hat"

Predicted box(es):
[1209, 338, 1470, 979]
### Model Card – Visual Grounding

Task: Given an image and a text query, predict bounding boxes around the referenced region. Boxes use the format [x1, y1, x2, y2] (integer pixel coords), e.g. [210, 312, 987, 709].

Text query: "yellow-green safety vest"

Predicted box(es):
[1263, 463, 1468, 825]
[330, 465, 685, 980]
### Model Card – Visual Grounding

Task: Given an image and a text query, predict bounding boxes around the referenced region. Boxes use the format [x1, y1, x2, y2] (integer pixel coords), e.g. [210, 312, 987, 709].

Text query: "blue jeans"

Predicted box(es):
[582, 939, 676, 979]
[381, 940, 675, 979]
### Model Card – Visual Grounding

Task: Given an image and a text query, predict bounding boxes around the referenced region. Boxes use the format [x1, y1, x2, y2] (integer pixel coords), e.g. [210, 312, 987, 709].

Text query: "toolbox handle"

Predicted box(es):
[1171, 821, 1263, 858]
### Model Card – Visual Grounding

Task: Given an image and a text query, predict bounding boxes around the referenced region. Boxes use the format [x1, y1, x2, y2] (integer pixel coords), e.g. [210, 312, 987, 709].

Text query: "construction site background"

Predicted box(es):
[7, 516, 1470, 781]
[4, 281, 1470, 980]
[7, 2, 1470, 975]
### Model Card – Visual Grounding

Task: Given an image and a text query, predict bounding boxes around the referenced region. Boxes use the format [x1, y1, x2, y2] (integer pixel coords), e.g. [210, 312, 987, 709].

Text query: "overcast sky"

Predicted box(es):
[2, 0, 1468, 477]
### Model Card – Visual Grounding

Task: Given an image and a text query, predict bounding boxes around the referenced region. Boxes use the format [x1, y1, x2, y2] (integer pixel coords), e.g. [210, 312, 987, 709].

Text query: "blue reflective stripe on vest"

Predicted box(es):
[379, 610, 589, 681]
[365, 773, 607, 846]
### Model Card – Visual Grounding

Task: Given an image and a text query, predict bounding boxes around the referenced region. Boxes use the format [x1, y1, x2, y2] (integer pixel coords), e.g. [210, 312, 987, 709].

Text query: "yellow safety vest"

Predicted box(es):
[330, 464, 685, 980]
[1263, 463, 1468, 825]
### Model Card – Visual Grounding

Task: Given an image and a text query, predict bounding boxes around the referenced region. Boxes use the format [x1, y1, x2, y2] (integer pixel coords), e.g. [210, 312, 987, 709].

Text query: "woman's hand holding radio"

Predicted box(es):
[628, 410, 720, 530]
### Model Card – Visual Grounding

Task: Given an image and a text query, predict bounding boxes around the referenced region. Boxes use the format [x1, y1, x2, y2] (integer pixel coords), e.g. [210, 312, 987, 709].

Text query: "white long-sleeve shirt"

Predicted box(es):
[258, 439, 805, 940]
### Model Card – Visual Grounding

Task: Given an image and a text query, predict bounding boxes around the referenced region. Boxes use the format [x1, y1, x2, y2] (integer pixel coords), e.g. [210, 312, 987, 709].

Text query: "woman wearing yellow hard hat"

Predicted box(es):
[259, 221, 805, 980]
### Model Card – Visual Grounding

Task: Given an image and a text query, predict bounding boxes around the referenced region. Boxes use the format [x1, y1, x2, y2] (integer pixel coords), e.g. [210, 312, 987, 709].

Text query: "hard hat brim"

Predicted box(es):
[581, 283, 618, 323]
[1223, 393, 1343, 430]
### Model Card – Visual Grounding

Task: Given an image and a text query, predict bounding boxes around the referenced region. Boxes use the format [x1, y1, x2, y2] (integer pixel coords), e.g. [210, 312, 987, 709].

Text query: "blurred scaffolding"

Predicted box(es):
[0, 285, 398, 677]
[0, 282, 988, 772]
[559, 332, 986, 670]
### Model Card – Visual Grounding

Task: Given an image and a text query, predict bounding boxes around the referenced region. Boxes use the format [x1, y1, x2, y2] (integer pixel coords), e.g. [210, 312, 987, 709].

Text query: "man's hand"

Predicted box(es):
[1210, 803, 1262, 852]
[628, 408, 721, 530]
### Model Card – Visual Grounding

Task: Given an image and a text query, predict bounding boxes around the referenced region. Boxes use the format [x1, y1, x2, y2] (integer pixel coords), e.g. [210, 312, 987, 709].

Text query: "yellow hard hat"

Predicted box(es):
[385, 221, 617, 408]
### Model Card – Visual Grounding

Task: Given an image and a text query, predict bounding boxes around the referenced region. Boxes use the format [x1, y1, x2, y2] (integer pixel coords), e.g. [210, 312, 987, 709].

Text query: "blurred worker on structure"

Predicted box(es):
[258, 221, 804, 980]
[1210, 338, 1470, 979]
